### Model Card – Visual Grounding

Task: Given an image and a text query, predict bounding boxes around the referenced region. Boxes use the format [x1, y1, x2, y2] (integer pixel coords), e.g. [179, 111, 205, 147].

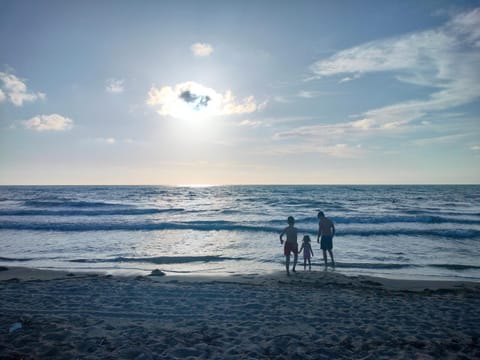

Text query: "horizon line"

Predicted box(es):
[0, 183, 479, 187]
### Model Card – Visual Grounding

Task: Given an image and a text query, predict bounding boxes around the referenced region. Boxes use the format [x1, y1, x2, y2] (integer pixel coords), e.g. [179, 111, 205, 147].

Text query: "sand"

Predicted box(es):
[1, 267, 479, 359]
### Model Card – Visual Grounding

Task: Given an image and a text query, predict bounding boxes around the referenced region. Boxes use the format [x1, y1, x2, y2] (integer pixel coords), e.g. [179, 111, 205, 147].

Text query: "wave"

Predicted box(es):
[69, 255, 245, 265]
[335, 262, 480, 271]
[1, 220, 479, 239]
[2, 255, 478, 272]
[0, 208, 184, 217]
[23, 200, 123, 208]
[0, 221, 274, 233]
[334, 262, 412, 269]
[404, 209, 480, 217]
[429, 264, 480, 271]
[293, 215, 480, 226]
[0, 256, 34, 262]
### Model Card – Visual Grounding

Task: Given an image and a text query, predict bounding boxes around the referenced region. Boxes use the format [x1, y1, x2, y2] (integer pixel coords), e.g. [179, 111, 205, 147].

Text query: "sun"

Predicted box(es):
[169, 94, 216, 122]
[148, 81, 222, 122]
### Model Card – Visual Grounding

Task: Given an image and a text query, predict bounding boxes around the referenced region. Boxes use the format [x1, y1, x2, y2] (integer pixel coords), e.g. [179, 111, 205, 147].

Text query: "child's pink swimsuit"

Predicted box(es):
[303, 246, 312, 260]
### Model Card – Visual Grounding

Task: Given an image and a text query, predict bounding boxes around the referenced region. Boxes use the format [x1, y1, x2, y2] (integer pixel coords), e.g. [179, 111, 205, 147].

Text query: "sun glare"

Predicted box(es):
[170, 98, 216, 122]
[176, 183, 214, 188]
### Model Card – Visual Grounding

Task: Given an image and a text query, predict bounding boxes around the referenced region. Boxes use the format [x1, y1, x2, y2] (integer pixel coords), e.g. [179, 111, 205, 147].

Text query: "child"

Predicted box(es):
[279, 216, 298, 276]
[299, 235, 314, 271]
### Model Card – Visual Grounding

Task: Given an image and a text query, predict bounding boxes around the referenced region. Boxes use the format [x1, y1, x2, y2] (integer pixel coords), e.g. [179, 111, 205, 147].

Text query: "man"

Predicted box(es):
[317, 211, 335, 269]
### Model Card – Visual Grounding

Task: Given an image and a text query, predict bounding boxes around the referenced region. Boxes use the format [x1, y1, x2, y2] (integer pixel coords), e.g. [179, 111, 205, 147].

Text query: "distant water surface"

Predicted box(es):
[0, 185, 479, 281]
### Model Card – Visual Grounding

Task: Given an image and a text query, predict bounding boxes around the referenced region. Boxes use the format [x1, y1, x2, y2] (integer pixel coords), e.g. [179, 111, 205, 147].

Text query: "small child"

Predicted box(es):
[299, 235, 314, 271]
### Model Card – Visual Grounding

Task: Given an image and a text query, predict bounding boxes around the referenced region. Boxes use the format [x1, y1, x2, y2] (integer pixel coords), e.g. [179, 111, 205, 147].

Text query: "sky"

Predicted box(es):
[0, 0, 479, 185]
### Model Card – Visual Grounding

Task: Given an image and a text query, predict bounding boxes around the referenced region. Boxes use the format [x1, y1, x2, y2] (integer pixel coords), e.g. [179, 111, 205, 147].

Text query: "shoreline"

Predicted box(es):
[1, 266, 479, 359]
[1, 265, 480, 292]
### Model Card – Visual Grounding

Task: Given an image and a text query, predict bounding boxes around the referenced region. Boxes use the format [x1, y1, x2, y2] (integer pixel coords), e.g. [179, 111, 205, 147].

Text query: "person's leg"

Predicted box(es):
[285, 254, 290, 275]
[293, 253, 298, 272]
[322, 249, 327, 269]
[328, 250, 335, 267]
[304, 258, 307, 270]
[308, 259, 311, 271]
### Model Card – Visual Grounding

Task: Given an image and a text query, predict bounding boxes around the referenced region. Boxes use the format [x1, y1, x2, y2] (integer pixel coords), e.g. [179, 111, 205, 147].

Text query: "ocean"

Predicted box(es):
[0, 185, 479, 281]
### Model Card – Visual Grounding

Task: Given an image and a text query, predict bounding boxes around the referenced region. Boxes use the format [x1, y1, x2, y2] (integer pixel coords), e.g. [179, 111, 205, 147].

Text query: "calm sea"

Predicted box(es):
[0, 185, 479, 281]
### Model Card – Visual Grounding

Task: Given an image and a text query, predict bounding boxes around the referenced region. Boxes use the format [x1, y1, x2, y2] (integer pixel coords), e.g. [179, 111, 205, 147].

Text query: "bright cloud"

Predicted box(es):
[0, 71, 46, 106]
[147, 81, 258, 119]
[239, 119, 262, 128]
[471, 145, 480, 151]
[309, 8, 480, 130]
[105, 78, 125, 93]
[191, 42, 214, 57]
[23, 114, 73, 132]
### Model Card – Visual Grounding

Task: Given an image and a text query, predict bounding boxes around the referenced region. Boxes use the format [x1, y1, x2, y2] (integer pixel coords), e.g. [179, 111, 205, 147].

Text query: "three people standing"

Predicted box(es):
[279, 211, 335, 275]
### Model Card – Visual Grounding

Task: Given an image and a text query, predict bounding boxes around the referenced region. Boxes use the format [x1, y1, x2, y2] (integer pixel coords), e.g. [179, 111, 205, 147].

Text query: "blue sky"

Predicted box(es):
[0, 0, 479, 185]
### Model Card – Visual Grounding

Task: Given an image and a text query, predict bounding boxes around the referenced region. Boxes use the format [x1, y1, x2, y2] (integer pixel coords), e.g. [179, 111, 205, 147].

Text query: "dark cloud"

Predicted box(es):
[179, 90, 211, 110]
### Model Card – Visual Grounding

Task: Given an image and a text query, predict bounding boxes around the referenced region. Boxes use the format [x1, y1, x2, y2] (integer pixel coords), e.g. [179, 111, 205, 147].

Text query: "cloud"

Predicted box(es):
[97, 137, 116, 144]
[339, 74, 361, 83]
[239, 119, 262, 128]
[23, 114, 73, 132]
[147, 81, 258, 118]
[105, 78, 125, 93]
[471, 145, 480, 151]
[0, 71, 46, 106]
[297, 90, 322, 98]
[270, 141, 364, 158]
[309, 8, 480, 130]
[191, 42, 214, 57]
[414, 134, 468, 146]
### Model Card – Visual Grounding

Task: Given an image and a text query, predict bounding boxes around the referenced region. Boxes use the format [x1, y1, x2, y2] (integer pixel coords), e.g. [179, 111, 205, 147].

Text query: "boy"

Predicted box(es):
[280, 216, 298, 276]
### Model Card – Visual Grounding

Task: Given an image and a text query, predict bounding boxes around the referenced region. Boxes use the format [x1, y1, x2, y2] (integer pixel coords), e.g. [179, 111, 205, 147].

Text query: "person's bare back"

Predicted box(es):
[319, 217, 334, 236]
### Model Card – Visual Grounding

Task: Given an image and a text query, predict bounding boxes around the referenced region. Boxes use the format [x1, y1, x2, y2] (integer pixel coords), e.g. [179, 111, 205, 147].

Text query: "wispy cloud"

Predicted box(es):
[23, 114, 73, 132]
[0, 71, 46, 106]
[297, 90, 323, 98]
[309, 8, 480, 130]
[270, 141, 365, 158]
[238, 119, 262, 128]
[147, 81, 258, 118]
[191, 42, 214, 57]
[414, 133, 468, 146]
[105, 78, 125, 93]
[96, 137, 116, 144]
[471, 145, 480, 151]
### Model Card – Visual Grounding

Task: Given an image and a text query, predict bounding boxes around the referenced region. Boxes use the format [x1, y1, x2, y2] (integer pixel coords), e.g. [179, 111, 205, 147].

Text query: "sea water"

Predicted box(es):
[0, 185, 479, 281]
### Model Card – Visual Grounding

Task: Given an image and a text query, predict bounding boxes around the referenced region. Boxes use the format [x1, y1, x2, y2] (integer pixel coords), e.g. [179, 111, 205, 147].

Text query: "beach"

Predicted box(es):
[1, 267, 479, 359]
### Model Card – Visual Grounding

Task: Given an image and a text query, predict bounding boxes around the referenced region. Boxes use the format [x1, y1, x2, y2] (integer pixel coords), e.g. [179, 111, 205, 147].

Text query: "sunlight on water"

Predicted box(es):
[176, 184, 215, 188]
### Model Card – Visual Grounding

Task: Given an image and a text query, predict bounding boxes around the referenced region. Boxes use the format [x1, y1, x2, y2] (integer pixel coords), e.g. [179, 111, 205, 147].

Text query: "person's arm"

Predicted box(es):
[299, 244, 304, 253]
[310, 244, 314, 257]
[280, 228, 285, 244]
[317, 225, 321, 243]
[332, 222, 336, 237]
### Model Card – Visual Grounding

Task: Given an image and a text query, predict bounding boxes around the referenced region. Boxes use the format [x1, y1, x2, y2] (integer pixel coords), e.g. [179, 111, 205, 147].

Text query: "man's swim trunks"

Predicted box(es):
[284, 241, 298, 256]
[320, 235, 333, 250]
